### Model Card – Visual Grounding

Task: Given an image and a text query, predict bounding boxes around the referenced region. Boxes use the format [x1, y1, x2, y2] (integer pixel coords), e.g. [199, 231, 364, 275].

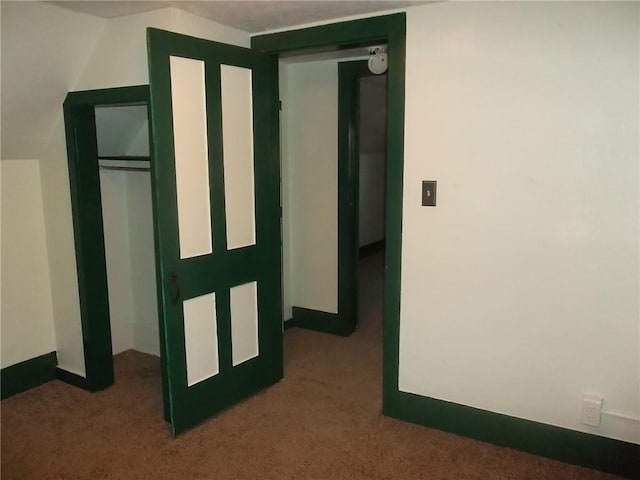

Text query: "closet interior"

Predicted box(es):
[95, 104, 160, 364]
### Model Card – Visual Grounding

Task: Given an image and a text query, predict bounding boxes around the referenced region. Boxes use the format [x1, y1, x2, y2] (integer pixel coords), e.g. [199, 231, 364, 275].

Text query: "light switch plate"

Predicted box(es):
[422, 181, 437, 206]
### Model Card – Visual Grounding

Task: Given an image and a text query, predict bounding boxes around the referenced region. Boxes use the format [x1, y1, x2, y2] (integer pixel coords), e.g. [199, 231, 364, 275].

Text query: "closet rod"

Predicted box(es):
[98, 155, 151, 161]
[100, 165, 150, 172]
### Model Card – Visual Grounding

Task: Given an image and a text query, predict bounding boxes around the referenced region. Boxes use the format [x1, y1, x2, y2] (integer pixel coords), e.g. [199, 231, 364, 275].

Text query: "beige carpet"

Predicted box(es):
[1, 254, 621, 479]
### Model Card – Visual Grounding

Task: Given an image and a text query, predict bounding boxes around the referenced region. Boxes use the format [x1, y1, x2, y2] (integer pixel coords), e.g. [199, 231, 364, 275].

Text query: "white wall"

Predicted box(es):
[1, 1, 107, 375]
[280, 59, 339, 315]
[99, 170, 135, 354]
[96, 105, 159, 356]
[399, 2, 639, 444]
[98, 168, 160, 357]
[0, 160, 57, 368]
[127, 172, 160, 356]
[1, 1, 252, 376]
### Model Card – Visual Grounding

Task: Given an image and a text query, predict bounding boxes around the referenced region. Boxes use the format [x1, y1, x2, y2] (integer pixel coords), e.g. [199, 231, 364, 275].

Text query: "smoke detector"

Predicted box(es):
[367, 46, 388, 75]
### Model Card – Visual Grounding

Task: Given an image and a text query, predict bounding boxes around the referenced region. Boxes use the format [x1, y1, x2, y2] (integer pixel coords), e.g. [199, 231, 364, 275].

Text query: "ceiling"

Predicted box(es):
[49, 1, 427, 33]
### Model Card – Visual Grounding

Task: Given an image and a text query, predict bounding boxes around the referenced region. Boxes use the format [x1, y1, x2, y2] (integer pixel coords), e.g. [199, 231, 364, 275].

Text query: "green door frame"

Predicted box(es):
[61, 85, 152, 392]
[252, 13, 406, 414]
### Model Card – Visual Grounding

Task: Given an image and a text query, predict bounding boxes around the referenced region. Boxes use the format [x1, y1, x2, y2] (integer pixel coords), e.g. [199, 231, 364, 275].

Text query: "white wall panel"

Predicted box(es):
[183, 293, 219, 386]
[230, 282, 260, 366]
[221, 65, 256, 250]
[170, 56, 213, 259]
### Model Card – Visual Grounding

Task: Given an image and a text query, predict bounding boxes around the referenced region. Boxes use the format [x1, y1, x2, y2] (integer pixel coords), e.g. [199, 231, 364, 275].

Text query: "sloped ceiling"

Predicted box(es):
[49, 1, 427, 33]
[0, 2, 107, 159]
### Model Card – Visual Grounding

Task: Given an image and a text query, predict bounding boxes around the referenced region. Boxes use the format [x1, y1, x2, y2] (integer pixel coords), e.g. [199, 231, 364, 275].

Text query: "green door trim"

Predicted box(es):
[63, 85, 151, 392]
[252, 12, 406, 414]
[1, 352, 58, 399]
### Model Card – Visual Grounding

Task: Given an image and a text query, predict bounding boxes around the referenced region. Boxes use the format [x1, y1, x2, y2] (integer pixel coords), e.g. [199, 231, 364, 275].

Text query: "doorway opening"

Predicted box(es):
[62, 86, 160, 392]
[278, 53, 388, 379]
[95, 104, 159, 367]
[279, 52, 388, 341]
[253, 13, 405, 412]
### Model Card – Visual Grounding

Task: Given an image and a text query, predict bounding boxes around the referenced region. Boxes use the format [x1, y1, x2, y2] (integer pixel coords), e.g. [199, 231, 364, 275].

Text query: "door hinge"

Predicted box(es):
[279, 100, 282, 111]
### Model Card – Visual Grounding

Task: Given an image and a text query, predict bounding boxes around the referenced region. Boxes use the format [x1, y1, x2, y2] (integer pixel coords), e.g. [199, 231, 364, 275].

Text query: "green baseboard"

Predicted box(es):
[1, 352, 58, 399]
[55, 367, 94, 391]
[289, 306, 352, 336]
[384, 390, 640, 479]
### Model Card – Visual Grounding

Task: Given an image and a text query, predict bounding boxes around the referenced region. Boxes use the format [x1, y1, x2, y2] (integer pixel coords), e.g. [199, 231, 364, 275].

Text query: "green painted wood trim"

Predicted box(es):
[1, 352, 58, 399]
[283, 319, 295, 331]
[64, 85, 150, 107]
[290, 307, 352, 336]
[251, 14, 406, 54]
[98, 155, 151, 161]
[63, 85, 151, 393]
[253, 12, 406, 422]
[256, 12, 407, 420]
[253, 14, 405, 361]
[359, 239, 385, 258]
[55, 368, 91, 391]
[387, 391, 640, 479]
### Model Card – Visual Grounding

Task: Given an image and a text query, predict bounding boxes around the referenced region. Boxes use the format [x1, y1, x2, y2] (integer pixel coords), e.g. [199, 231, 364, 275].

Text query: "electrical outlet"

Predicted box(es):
[581, 394, 603, 427]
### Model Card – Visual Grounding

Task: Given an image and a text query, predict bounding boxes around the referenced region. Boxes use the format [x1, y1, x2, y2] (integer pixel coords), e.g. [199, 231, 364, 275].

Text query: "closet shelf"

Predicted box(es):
[98, 155, 151, 161]
[100, 165, 150, 172]
[99, 156, 150, 172]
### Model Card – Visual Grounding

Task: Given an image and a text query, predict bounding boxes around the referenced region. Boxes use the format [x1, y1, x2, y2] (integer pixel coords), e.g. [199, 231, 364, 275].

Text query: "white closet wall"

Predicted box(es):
[96, 106, 160, 356]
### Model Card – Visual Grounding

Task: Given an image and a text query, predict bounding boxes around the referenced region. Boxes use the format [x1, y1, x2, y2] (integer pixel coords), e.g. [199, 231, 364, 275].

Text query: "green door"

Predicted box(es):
[147, 28, 282, 435]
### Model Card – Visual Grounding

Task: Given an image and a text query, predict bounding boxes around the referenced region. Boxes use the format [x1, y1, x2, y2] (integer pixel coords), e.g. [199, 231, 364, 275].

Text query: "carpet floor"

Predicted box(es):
[1, 254, 622, 479]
